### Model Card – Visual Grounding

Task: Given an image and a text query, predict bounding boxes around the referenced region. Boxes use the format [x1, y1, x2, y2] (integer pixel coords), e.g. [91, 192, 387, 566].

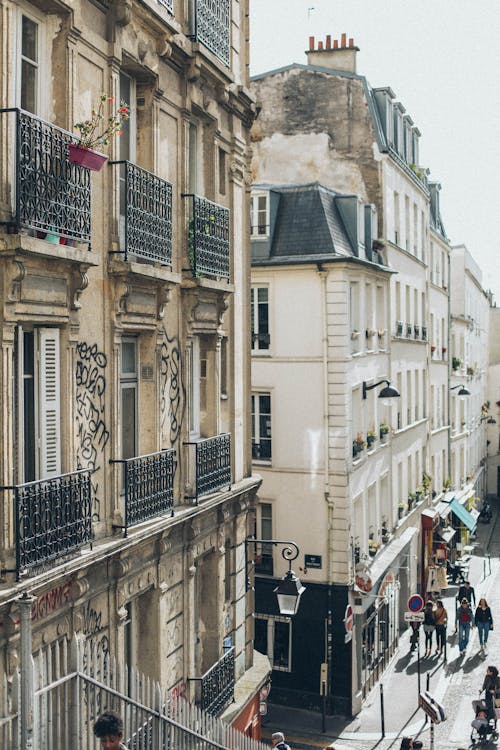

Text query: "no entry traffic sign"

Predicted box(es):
[407, 594, 424, 613]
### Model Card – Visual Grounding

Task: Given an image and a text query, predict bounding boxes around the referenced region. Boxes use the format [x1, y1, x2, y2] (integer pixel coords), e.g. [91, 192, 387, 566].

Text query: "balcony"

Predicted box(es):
[406, 324, 412, 338]
[200, 647, 235, 716]
[0, 108, 92, 247]
[110, 449, 175, 535]
[110, 160, 173, 264]
[184, 433, 231, 501]
[189, 0, 230, 66]
[183, 194, 230, 280]
[1, 469, 92, 580]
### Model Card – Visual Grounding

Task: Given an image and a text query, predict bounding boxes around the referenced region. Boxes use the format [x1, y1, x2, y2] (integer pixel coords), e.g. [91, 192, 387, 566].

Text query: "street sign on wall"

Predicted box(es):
[404, 611, 425, 622]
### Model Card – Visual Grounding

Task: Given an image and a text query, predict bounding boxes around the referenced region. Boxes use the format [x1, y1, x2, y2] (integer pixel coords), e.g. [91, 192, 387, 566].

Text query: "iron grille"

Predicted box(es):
[185, 433, 231, 500]
[157, 0, 173, 11]
[110, 449, 175, 535]
[111, 160, 173, 264]
[2, 470, 92, 580]
[0, 108, 92, 245]
[422, 326, 428, 341]
[190, 0, 230, 66]
[183, 194, 230, 280]
[200, 647, 235, 715]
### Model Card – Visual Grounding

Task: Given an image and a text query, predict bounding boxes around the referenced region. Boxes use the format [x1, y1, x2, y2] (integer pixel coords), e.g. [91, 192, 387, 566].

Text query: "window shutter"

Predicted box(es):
[38, 328, 61, 478]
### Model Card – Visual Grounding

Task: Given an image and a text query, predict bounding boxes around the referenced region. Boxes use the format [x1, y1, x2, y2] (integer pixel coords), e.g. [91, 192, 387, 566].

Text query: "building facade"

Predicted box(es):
[0, 0, 267, 742]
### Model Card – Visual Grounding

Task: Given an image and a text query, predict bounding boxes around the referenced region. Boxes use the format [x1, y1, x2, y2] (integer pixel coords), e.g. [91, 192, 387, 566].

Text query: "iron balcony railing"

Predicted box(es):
[189, 0, 230, 66]
[110, 160, 173, 264]
[182, 194, 230, 280]
[422, 326, 428, 341]
[110, 449, 175, 536]
[200, 647, 235, 716]
[0, 108, 92, 246]
[184, 433, 231, 501]
[0, 469, 92, 580]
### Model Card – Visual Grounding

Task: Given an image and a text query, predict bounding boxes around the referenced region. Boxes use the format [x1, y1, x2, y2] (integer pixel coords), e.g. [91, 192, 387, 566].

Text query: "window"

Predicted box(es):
[14, 327, 61, 482]
[19, 9, 41, 114]
[393, 192, 400, 245]
[252, 393, 271, 461]
[188, 123, 199, 194]
[218, 148, 226, 196]
[254, 615, 292, 671]
[121, 339, 138, 461]
[251, 286, 270, 351]
[250, 192, 269, 237]
[255, 502, 273, 575]
[189, 336, 209, 437]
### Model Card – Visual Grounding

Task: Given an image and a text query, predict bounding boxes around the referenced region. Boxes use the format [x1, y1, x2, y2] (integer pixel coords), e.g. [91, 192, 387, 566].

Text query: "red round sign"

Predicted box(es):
[344, 604, 354, 631]
[407, 594, 424, 613]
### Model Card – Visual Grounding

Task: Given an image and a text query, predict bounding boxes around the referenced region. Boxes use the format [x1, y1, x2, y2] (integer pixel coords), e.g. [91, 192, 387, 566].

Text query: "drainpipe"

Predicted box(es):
[447, 250, 452, 481]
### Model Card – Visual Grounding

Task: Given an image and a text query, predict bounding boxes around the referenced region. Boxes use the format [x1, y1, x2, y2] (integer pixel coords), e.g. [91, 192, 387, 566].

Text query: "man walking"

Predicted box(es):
[457, 580, 476, 607]
[272, 732, 291, 750]
[457, 598, 474, 656]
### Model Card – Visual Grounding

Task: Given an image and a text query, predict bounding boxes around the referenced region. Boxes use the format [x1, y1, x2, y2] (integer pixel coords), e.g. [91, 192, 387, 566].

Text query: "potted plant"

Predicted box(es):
[452, 356, 461, 371]
[398, 502, 405, 520]
[69, 94, 129, 171]
[377, 328, 386, 338]
[351, 329, 360, 340]
[422, 472, 431, 494]
[379, 423, 390, 441]
[396, 321, 403, 336]
[442, 347, 447, 354]
[352, 432, 366, 458]
[442, 477, 452, 492]
[408, 492, 416, 510]
[431, 345, 436, 353]
[367, 428, 377, 448]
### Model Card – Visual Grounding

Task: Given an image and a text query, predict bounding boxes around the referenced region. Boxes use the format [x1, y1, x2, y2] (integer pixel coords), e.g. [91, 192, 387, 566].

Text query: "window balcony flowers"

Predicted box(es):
[452, 356, 461, 371]
[368, 539, 379, 557]
[431, 345, 436, 353]
[365, 328, 376, 338]
[352, 432, 366, 458]
[367, 429, 377, 449]
[69, 94, 129, 171]
[351, 329, 360, 340]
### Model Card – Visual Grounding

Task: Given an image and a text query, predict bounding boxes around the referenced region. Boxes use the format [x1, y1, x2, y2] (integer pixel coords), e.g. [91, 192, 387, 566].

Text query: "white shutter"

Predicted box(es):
[38, 328, 61, 478]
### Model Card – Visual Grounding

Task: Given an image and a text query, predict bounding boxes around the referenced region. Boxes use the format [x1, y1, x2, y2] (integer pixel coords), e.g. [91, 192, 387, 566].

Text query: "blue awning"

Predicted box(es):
[449, 498, 477, 532]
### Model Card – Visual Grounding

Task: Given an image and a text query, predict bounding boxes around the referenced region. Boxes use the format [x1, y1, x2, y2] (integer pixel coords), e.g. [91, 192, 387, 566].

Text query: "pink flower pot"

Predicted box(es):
[68, 144, 108, 172]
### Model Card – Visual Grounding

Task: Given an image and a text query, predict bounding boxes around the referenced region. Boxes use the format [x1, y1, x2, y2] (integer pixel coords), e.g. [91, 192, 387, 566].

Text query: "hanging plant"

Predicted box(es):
[69, 94, 129, 171]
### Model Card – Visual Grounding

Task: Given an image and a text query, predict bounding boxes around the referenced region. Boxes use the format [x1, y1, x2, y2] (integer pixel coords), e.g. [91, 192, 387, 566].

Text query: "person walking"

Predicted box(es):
[475, 598, 493, 653]
[457, 597, 474, 656]
[481, 665, 499, 720]
[457, 580, 476, 607]
[272, 732, 291, 750]
[434, 599, 448, 655]
[93, 710, 127, 750]
[423, 601, 435, 656]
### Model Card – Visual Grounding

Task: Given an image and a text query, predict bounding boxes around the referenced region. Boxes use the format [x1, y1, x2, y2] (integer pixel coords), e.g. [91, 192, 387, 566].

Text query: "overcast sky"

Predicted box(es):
[249, 0, 500, 304]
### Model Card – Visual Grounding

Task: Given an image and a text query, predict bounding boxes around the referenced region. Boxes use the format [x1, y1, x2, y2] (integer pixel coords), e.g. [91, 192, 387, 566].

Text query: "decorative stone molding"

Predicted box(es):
[157, 36, 172, 59]
[111, 557, 130, 580]
[116, 278, 131, 316]
[113, 0, 132, 26]
[70, 265, 89, 310]
[6, 259, 25, 304]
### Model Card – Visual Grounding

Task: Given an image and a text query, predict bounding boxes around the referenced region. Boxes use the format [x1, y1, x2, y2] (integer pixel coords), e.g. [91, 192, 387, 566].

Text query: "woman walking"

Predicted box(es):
[423, 601, 435, 656]
[481, 665, 499, 720]
[457, 597, 474, 656]
[434, 599, 448, 655]
[475, 598, 493, 653]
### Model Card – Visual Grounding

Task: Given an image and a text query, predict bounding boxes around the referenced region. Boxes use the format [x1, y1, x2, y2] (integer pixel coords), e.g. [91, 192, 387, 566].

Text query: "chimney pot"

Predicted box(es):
[349, 37, 354, 47]
[341, 33, 347, 48]
[326, 35, 331, 49]
[318, 41, 323, 50]
[333, 39, 338, 49]
[309, 36, 315, 51]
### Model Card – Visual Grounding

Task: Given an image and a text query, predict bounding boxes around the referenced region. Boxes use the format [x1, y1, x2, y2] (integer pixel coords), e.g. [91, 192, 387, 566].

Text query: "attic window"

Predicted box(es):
[250, 191, 269, 238]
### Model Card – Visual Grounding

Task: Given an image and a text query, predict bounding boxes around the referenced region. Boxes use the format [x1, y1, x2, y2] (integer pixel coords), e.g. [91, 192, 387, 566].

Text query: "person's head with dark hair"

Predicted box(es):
[93, 710, 124, 750]
[487, 665, 499, 678]
[399, 738, 412, 750]
[412, 741, 423, 750]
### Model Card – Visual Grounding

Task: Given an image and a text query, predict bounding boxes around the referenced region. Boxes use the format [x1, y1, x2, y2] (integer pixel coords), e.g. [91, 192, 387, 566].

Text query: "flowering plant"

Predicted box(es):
[73, 95, 129, 150]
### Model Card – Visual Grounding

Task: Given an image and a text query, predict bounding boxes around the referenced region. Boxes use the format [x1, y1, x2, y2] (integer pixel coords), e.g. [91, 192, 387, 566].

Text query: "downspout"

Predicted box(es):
[447, 249, 452, 481]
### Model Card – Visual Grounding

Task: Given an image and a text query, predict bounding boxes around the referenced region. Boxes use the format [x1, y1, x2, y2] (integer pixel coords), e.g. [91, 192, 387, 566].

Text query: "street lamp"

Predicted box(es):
[480, 415, 496, 424]
[362, 379, 400, 401]
[246, 537, 306, 616]
[450, 384, 470, 397]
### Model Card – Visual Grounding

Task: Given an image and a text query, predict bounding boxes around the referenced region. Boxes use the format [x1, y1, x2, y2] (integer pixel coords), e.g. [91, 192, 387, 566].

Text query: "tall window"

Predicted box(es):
[250, 192, 269, 237]
[19, 11, 40, 114]
[251, 393, 272, 461]
[255, 502, 273, 575]
[188, 122, 199, 194]
[393, 192, 400, 245]
[254, 615, 292, 671]
[121, 339, 137, 460]
[189, 336, 209, 437]
[14, 327, 61, 482]
[251, 286, 270, 351]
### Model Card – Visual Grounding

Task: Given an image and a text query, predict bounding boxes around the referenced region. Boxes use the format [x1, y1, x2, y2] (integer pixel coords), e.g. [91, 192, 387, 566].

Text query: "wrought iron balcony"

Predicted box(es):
[110, 160, 173, 264]
[406, 323, 412, 338]
[189, 0, 230, 66]
[183, 194, 230, 280]
[1, 470, 92, 580]
[110, 449, 175, 535]
[184, 433, 231, 501]
[0, 108, 92, 246]
[422, 326, 428, 341]
[200, 647, 235, 716]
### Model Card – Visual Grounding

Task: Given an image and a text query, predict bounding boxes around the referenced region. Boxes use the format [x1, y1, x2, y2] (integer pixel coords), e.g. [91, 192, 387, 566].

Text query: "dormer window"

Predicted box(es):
[250, 191, 269, 238]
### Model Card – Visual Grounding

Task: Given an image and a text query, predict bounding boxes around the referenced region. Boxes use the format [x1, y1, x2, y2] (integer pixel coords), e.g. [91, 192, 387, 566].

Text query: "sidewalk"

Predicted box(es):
[261, 505, 499, 750]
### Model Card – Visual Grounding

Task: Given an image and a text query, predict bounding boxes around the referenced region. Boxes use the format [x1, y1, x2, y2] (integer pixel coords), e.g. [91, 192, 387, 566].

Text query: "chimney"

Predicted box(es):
[306, 33, 359, 73]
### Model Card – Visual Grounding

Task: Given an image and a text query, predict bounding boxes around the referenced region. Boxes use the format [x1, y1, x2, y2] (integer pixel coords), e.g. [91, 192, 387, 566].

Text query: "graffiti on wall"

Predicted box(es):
[160, 329, 186, 447]
[76, 342, 110, 520]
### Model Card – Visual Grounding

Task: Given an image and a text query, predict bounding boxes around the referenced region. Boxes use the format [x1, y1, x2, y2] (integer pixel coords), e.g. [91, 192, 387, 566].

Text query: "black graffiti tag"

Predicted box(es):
[160, 329, 186, 447]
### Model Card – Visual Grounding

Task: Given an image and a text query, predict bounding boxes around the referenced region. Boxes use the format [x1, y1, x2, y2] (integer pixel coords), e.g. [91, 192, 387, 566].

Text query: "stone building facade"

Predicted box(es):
[0, 0, 267, 739]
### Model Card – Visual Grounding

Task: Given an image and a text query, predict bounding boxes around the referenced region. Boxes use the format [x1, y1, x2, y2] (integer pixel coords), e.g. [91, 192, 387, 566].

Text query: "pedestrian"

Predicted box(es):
[481, 665, 499, 720]
[423, 601, 435, 656]
[399, 738, 412, 750]
[475, 598, 493, 653]
[457, 597, 474, 656]
[93, 710, 127, 750]
[434, 599, 448, 655]
[457, 580, 476, 607]
[409, 620, 420, 652]
[272, 732, 291, 750]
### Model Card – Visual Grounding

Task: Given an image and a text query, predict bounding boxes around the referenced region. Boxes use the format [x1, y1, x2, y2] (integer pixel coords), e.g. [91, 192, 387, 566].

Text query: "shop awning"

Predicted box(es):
[449, 498, 477, 532]
[437, 526, 456, 544]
